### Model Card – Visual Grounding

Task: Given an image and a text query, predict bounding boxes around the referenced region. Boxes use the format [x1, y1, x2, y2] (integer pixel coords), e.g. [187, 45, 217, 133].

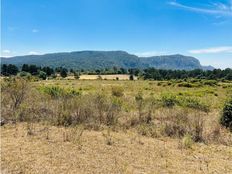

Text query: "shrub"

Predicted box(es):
[129, 75, 134, 80]
[18, 71, 31, 78]
[135, 91, 144, 121]
[182, 134, 193, 149]
[39, 86, 80, 99]
[178, 82, 194, 88]
[60, 68, 68, 78]
[202, 80, 218, 86]
[137, 123, 156, 137]
[162, 110, 205, 142]
[163, 112, 189, 138]
[111, 86, 124, 97]
[1, 77, 28, 121]
[39, 86, 64, 98]
[161, 93, 178, 108]
[38, 71, 47, 80]
[220, 98, 232, 131]
[179, 97, 209, 113]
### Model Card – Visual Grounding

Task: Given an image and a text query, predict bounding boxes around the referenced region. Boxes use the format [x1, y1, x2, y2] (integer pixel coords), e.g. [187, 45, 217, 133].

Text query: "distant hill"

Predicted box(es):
[1, 51, 214, 70]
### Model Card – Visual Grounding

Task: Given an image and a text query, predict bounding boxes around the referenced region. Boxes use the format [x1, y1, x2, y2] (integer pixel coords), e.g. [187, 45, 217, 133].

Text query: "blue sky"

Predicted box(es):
[1, 0, 232, 68]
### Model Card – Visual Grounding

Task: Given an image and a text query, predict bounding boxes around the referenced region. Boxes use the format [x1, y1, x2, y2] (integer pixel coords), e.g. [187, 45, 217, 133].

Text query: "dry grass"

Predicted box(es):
[79, 74, 136, 80]
[1, 123, 232, 174]
[63, 74, 134, 80]
[1, 78, 232, 173]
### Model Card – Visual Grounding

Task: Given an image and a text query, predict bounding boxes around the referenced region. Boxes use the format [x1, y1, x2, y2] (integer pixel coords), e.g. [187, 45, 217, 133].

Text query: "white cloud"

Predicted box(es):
[189, 46, 232, 54]
[2, 50, 11, 54]
[134, 51, 167, 57]
[28, 51, 39, 55]
[169, 1, 232, 17]
[32, 29, 39, 33]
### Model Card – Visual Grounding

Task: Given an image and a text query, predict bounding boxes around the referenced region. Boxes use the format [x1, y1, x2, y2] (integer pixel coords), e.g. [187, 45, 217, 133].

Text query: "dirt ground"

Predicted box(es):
[1, 123, 232, 174]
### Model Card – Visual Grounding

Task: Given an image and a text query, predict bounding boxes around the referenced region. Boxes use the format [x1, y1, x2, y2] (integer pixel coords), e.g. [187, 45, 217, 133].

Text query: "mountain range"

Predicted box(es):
[1, 51, 214, 70]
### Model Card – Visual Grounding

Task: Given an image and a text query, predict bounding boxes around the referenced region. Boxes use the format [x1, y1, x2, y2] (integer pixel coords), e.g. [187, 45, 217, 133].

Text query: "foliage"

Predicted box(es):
[220, 98, 232, 131]
[1, 64, 19, 76]
[143, 68, 232, 81]
[1, 51, 220, 71]
[1, 62, 232, 82]
[38, 86, 80, 98]
[182, 134, 193, 149]
[129, 74, 134, 80]
[60, 68, 68, 78]
[38, 71, 47, 80]
[111, 86, 124, 97]
[161, 93, 178, 108]
[1, 77, 28, 121]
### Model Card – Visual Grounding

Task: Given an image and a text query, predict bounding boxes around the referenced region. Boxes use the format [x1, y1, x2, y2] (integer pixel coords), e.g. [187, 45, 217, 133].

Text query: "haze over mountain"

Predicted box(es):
[1, 51, 214, 70]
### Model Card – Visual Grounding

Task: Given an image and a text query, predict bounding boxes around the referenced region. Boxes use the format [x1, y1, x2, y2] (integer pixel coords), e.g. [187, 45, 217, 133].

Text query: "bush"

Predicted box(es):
[178, 82, 194, 88]
[38, 71, 47, 80]
[161, 93, 178, 108]
[18, 71, 31, 78]
[1, 77, 28, 121]
[179, 97, 209, 113]
[39, 86, 80, 98]
[129, 75, 134, 80]
[60, 68, 68, 78]
[111, 86, 124, 97]
[182, 134, 193, 149]
[220, 98, 232, 131]
[202, 80, 218, 86]
[162, 110, 205, 142]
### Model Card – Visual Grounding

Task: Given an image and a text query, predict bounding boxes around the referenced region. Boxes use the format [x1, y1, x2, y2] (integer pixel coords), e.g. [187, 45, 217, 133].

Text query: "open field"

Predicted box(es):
[1, 123, 232, 174]
[62, 74, 134, 80]
[1, 78, 232, 173]
[79, 74, 136, 80]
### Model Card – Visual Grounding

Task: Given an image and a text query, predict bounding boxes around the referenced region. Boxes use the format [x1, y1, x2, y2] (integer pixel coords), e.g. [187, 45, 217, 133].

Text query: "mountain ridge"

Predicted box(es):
[1, 51, 214, 70]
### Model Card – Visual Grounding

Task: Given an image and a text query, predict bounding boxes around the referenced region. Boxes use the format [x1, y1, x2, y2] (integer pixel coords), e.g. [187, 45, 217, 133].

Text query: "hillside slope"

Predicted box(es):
[1, 51, 212, 70]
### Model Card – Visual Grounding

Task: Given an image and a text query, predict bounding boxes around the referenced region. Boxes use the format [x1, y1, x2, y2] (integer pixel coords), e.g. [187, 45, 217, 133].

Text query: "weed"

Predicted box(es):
[182, 134, 193, 149]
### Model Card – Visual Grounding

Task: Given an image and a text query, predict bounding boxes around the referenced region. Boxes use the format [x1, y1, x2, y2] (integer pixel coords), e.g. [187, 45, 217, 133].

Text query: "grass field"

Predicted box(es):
[1, 78, 232, 173]
[63, 74, 137, 80]
[1, 123, 232, 174]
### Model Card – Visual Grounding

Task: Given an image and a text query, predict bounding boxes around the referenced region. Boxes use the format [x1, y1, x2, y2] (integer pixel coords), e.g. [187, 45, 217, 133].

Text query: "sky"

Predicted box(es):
[1, 0, 232, 69]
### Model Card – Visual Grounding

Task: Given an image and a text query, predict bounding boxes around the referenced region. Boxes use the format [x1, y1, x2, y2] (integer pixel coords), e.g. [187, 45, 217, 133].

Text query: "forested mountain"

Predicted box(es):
[1, 51, 213, 70]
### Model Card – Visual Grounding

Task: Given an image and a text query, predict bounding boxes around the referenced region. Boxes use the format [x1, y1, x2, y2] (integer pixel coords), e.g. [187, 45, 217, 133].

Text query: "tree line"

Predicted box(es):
[1, 64, 232, 80]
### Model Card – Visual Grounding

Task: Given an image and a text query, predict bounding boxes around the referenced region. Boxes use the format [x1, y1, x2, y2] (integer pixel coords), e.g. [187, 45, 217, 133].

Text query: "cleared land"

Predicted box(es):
[1, 123, 232, 174]
[64, 74, 136, 80]
[1, 79, 232, 173]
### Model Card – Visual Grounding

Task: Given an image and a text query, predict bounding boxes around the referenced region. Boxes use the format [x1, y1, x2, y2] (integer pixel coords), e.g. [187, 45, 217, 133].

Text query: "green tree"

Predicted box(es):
[22, 64, 30, 72]
[129, 74, 134, 80]
[29, 65, 38, 75]
[38, 71, 47, 80]
[60, 68, 68, 78]
[220, 98, 232, 131]
[7, 64, 19, 75]
[1, 64, 8, 76]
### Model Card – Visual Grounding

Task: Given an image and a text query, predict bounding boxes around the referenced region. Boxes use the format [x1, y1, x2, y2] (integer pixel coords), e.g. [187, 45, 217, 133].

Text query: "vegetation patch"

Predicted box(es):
[220, 98, 232, 131]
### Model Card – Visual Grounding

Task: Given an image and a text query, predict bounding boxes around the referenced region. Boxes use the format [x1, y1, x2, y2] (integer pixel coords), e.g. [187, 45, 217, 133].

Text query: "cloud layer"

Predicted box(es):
[169, 0, 232, 17]
[28, 51, 39, 55]
[134, 51, 167, 57]
[189, 46, 232, 54]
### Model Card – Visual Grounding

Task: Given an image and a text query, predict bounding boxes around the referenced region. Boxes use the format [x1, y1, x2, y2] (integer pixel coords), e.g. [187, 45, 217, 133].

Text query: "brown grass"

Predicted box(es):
[1, 123, 232, 174]
[79, 74, 137, 80]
